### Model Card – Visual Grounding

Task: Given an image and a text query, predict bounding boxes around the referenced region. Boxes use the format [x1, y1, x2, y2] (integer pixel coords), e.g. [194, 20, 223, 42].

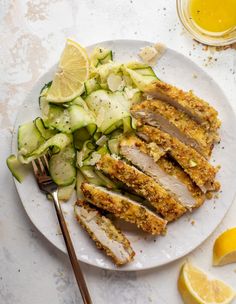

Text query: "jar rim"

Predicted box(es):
[176, 0, 236, 46]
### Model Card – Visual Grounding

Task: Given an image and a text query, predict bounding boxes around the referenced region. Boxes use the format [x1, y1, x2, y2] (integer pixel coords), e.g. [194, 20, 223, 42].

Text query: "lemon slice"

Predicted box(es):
[178, 262, 235, 304]
[213, 227, 236, 266]
[47, 39, 89, 103]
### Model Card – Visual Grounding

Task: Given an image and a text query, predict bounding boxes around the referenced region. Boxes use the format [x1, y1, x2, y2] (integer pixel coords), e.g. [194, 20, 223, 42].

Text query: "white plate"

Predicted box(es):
[12, 40, 236, 271]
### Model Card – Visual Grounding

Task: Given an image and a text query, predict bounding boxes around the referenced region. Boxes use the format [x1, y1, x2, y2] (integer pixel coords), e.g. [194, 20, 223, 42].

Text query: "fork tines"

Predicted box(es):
[32, 154, 50, 177]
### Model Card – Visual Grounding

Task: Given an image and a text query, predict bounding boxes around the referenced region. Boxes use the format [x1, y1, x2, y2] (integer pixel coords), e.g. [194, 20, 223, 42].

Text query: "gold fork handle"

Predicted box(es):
[51, 191, 92, 304]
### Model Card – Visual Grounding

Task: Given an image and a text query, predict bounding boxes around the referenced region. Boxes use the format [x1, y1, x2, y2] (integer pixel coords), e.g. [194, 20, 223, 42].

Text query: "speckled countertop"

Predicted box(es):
[1, 1, 236, 303]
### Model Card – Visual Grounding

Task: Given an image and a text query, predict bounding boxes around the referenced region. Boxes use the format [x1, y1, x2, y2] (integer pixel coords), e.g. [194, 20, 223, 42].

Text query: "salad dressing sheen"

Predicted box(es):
[189, 0, 236, 33]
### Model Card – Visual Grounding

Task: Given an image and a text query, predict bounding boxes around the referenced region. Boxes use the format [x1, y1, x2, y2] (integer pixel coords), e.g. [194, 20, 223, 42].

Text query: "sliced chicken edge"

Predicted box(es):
[144, 80, 221, 132]
[81, 182, 167, 235]
[120, 141, 204, 210]
[132, 99, 216, 156]
[74, 200, 135, 265]
[96, 154, 187, 222]
[157, 156, 206, 209]
[119, 133, 166, 162]
[137, 125, 220, 193]
[132, 109, 207, 157]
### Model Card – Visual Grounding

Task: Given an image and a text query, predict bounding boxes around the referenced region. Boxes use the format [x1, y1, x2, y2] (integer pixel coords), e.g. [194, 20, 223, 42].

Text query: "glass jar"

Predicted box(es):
[176, 0, 236, 46]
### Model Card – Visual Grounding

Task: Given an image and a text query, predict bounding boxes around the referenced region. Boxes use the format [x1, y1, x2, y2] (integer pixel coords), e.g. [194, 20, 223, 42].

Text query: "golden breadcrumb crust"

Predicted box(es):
[158, 156, 205, 208]
[138, 125, 220, 192]
[74, 200, 135, 265]
[121, 134, 205, 209]
[144, 80, 221, 132]
[97, 154, 187, 221]
[132, 99, 215, 157]
[81, 183, 167, 235]
[120, 134, 166, 162]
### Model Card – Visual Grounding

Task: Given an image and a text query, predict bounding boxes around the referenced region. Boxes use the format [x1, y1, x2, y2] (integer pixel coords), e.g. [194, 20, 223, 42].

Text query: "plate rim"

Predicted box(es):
[12, 39, 236, 271]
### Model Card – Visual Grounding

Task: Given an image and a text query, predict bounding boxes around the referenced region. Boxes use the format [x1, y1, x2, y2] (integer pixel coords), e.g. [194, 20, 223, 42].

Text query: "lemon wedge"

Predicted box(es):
[46, 39, 89, 103]
[178, 262, 235, 304]
[213, 227, 236, 266]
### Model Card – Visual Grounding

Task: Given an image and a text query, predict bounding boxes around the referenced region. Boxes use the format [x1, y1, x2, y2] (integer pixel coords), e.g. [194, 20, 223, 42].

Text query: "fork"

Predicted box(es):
[32, 155, 92, 304]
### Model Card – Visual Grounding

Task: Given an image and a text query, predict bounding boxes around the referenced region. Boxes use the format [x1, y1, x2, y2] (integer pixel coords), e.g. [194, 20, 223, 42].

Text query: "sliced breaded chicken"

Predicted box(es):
[138, 125, 220, 193]
[74, 200, 135, 265]
[144, 80, 221, 132]
[96, 154, 186, 221]
[120, 135, 205, 209]
[157, 156, 205, 209]
[120, 133, 166, 162]
[132, 99, 215, 157]
[81, 183, 167, 235]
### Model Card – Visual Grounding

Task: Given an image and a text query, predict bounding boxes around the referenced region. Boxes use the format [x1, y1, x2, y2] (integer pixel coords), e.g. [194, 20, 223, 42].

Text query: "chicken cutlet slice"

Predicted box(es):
[96, 154, 186, 221]
[74, 200, 135, 265]
[138, 125, 220, 193]
[144, 80, 221, 132]
[120, 133, 166, 161]
[132, 99, 215, 157]
[120, 135, 205, 209]
[81, 183, 167, 235]
[157, 156, 205, 209]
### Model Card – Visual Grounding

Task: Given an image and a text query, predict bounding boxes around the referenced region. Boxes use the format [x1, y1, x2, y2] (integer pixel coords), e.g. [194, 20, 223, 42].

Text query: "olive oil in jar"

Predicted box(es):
[189, 0, 236, 33]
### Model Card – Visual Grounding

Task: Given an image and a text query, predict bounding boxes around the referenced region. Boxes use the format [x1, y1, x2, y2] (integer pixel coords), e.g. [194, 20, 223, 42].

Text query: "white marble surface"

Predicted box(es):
[0, 0, 236, 303]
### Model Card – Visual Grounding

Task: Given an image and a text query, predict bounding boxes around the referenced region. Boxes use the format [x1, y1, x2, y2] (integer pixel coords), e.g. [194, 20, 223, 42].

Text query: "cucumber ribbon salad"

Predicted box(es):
[7, 43, 158, 202]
